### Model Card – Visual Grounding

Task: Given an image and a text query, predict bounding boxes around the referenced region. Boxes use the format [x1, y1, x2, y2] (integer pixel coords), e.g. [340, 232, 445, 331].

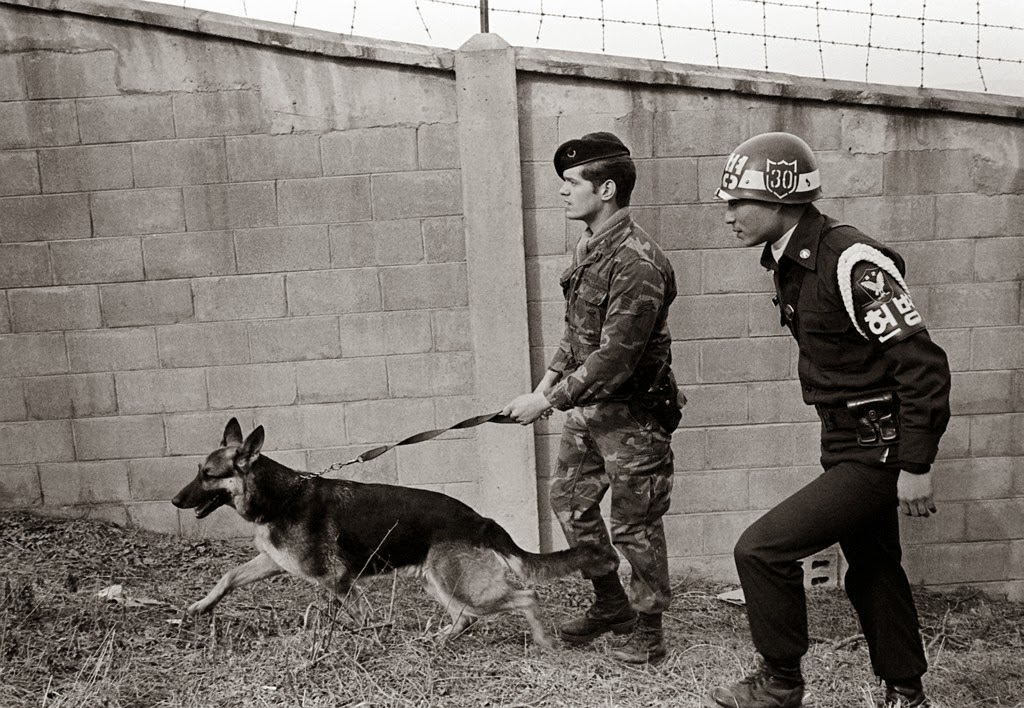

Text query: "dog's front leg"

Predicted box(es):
[188, 552, 284, 615]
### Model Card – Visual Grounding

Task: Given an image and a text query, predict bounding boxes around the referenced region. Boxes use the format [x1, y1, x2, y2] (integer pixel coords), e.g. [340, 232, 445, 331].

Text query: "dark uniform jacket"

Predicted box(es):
[763, 205, 951, 472]
[546, 207, 676, 411]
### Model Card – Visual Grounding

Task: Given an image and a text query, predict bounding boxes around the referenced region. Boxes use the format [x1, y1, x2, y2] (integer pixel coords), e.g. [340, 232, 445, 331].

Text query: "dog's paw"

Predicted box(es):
[186, 600, 212, 615]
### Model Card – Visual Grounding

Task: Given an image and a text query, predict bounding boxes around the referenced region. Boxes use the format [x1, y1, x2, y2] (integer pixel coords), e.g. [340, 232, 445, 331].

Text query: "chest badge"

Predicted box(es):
[799, 248, 810, 260]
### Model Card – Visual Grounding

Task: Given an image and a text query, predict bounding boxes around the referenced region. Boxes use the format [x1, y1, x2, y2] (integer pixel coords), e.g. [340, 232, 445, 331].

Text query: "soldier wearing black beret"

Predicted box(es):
[503, 132, 683, 664]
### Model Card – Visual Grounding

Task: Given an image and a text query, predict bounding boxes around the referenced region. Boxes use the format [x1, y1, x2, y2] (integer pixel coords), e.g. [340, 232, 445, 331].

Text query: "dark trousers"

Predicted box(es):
[734, 460, 927, 681]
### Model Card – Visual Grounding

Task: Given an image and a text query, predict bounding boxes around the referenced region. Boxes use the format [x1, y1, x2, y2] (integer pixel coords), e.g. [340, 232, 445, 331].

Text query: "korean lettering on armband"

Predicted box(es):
[864, 304, 902, 343]
[891, 293, 922, 326]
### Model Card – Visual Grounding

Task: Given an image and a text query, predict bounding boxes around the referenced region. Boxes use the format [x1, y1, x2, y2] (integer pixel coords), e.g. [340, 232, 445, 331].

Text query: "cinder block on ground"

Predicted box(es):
[126, 501, 181, 535]
[0, 465, 41, 506]
[129, 456, 203, 501]
[39, 460, 131, 505]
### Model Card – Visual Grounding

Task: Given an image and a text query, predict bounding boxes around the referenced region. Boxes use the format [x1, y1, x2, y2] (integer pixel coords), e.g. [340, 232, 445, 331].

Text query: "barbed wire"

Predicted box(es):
[179, 0, 1024, 95]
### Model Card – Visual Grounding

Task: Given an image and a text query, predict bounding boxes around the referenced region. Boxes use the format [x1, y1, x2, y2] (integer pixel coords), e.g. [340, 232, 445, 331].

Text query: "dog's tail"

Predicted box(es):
[482, 519, 617, 582]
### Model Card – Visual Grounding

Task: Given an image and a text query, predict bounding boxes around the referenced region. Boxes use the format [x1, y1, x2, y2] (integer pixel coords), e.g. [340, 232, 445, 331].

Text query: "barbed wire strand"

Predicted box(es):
[709, 0, 721, 68]
[976, 0, 988, 91]
[600, 0, 606, 53]
[919, 0, 927, 87]
[761, 0, 769, 71]
[814, 0, 825, 80]
[865, 0, 874, 83]
[655, 0, 666, 60]
[414, 0, 433, 39]
[422, 1, 1022, 69]
[349, 0, 357, 34]
[536, 0, 544, 43]
[292, 0, 299, 27]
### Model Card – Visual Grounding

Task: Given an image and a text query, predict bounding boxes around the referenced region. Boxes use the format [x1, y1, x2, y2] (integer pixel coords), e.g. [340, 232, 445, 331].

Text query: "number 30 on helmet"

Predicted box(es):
[715, 132, 823, 204]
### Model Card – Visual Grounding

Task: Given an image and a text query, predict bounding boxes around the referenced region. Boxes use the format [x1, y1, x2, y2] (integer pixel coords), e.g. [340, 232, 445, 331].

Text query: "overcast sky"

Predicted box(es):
[157, 0, 1024, 96]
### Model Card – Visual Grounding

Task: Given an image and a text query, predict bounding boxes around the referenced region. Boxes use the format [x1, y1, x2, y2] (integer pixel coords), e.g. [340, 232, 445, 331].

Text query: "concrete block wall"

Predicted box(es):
[0, 1, 481, 539]
[519, 71, 1023, 598]
[0, 0, 1021, 598]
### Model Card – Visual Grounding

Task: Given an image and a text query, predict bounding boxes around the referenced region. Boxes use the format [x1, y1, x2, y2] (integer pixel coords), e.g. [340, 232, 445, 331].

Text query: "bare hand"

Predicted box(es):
[500, 392, 553, 425]
[897, 470, 936, 517]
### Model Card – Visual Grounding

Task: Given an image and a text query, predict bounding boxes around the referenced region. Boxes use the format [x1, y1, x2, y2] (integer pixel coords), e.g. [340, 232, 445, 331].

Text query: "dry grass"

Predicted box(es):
[2, 510, 1022, 707]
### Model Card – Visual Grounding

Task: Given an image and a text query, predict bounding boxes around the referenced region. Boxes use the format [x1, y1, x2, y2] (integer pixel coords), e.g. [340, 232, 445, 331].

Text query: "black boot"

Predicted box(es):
[559, 572, 637, 644]
[881, 678, 931, 707]
[706, 657, 804, 708]
[609, 611, 666, 664]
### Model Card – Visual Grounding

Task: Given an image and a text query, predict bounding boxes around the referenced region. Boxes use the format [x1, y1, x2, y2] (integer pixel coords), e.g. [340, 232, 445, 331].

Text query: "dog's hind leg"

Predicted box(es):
[416, 565, 479, 641]
[188, 552, 283, 615]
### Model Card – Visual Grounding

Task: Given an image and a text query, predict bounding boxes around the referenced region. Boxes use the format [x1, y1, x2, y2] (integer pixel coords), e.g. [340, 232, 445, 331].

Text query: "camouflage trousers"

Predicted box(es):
[550, 400, 674, 614]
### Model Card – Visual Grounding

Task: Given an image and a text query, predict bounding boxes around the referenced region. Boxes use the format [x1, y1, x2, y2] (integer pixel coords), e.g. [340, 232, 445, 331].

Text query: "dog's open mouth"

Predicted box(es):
[194, 493, 230, 519]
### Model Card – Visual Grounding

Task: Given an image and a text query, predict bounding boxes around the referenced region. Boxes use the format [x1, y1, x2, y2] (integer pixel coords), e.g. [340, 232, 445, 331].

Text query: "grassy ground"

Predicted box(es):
[1, 510, 1022, 707]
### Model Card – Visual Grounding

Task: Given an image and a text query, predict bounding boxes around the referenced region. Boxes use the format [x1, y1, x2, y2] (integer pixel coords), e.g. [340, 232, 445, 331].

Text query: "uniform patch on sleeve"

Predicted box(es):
[837, 243, 927, 345]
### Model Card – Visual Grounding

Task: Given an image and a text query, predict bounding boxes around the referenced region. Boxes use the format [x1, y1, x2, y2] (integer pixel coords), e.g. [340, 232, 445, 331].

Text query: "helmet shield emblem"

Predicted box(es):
[765, 159, 799, 200]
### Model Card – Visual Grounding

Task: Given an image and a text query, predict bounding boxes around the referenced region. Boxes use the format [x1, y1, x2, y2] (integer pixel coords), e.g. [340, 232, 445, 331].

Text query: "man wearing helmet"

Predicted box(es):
[502, 132, 682, 664]
[705, 133, 951, 708]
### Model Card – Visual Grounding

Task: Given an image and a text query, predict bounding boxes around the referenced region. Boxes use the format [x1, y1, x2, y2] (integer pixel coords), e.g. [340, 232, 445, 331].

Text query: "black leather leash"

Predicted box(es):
[313, 410, 518, 477]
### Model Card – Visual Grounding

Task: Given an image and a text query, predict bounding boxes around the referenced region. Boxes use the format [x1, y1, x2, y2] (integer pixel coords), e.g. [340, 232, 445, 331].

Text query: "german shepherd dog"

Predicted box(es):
[172, 418, 617, 648]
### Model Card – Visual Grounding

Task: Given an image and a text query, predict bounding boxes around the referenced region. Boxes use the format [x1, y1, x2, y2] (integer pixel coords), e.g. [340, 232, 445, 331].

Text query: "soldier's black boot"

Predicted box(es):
[609, 611, 666, 664]
[881, 678, 931, 707]
[705, 656, 804, 708]
[559, 572, 637, 644]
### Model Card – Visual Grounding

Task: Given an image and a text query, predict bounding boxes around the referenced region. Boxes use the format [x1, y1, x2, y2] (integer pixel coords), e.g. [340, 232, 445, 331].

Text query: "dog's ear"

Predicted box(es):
[222, 418, 244, 447]
[236, 425, 265, 469]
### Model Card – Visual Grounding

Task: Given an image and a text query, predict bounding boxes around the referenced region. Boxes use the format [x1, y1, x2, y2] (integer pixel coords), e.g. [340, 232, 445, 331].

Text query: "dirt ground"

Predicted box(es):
[1, 510, 1022, 707]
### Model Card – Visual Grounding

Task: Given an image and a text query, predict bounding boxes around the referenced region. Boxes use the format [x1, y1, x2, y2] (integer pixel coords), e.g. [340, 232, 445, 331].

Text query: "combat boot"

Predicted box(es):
[559, 572, 637, 644]
[609, 611, 666, 664]
[705, 657, 804, 708]
[881, 679, 931, 707]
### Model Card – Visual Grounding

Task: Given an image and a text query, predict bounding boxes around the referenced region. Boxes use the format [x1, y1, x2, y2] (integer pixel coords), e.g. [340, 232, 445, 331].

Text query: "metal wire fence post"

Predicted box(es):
[480, 0, 489, 32]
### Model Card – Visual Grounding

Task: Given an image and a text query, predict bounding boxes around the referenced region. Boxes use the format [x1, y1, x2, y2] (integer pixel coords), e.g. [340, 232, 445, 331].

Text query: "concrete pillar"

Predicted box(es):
[455, 33, 539, 548]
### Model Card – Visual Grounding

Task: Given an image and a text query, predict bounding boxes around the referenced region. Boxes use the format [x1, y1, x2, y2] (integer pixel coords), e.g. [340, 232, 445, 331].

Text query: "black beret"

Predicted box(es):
[554, 132, 630, 178]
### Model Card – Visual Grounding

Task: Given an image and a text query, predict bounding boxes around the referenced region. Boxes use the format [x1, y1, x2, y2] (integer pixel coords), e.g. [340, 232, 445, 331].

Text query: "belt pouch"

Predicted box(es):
[845, 392, 898, 446]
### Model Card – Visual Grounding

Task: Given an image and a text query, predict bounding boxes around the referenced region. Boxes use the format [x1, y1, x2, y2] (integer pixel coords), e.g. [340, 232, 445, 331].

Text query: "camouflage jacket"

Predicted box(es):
[763, 204, 951, 470]
[546, 208, 677, 410]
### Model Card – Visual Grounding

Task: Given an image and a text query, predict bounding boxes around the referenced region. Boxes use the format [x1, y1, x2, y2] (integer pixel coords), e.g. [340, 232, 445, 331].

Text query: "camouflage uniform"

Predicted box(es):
[546, 207, 676, 615]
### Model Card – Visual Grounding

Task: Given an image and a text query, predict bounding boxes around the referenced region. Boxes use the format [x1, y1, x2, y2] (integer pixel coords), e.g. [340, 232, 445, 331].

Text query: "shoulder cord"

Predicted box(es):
[836, 242, 910, 340]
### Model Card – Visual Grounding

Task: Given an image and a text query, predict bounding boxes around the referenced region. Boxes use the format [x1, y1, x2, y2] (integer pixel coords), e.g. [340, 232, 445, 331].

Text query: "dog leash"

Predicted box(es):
[313, 410, 520, 477]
